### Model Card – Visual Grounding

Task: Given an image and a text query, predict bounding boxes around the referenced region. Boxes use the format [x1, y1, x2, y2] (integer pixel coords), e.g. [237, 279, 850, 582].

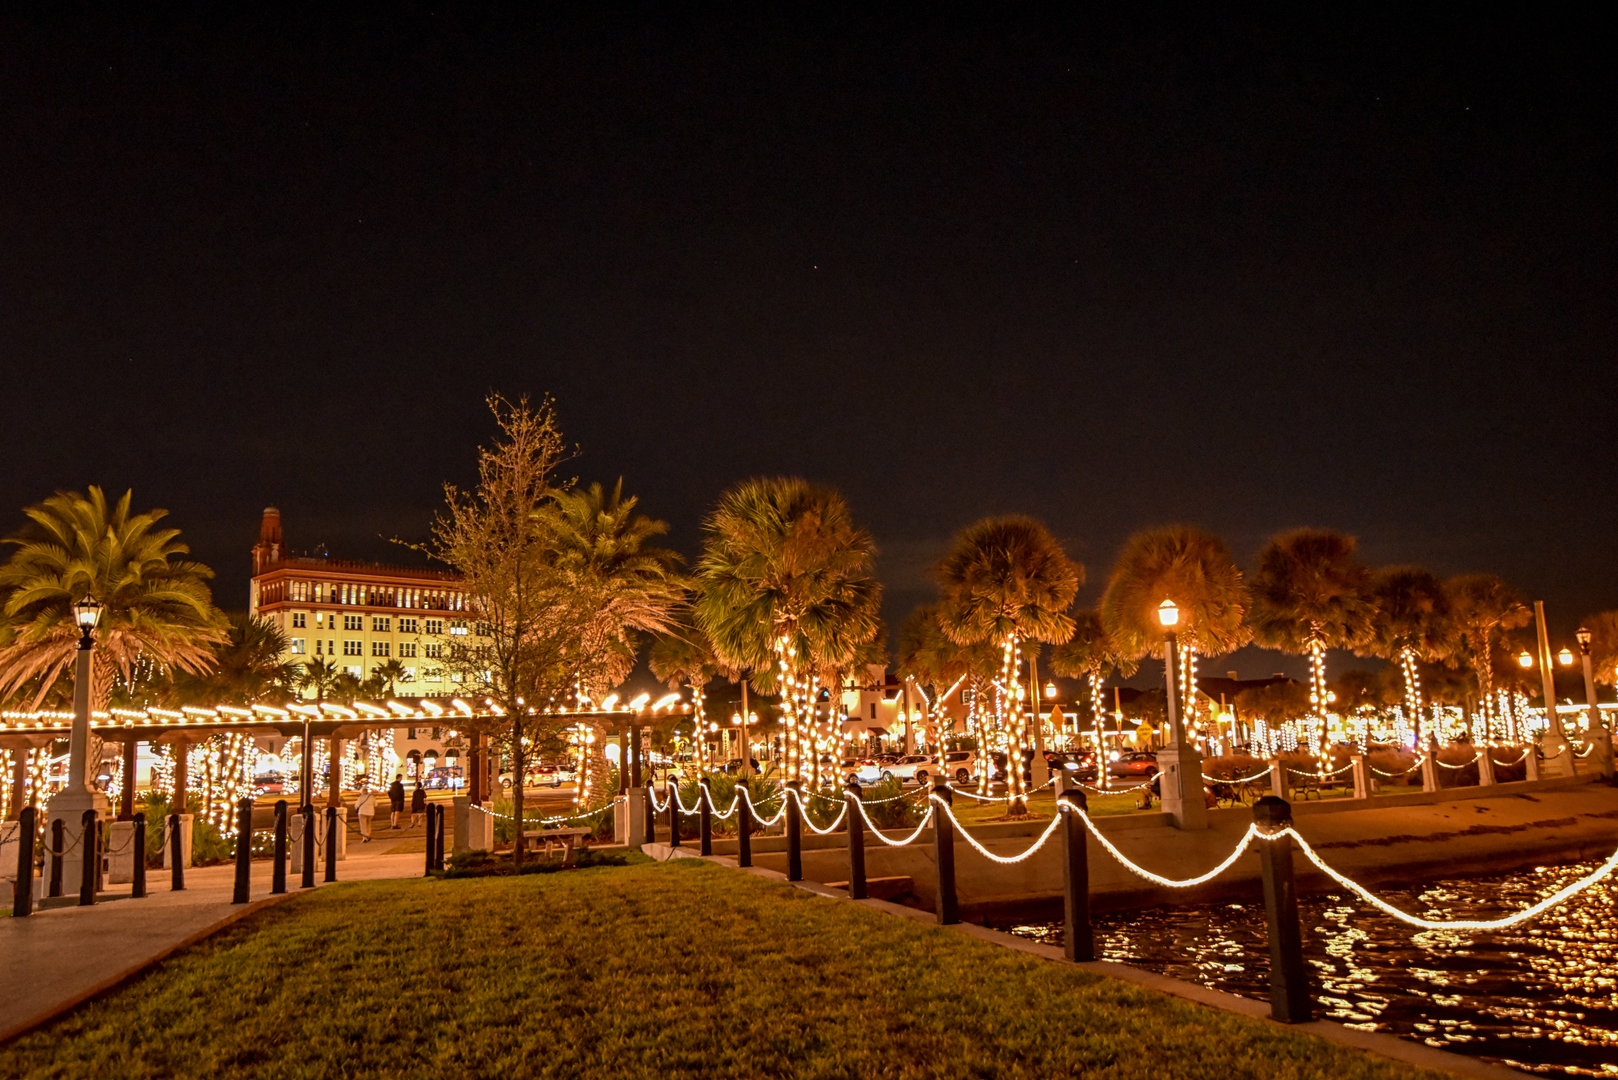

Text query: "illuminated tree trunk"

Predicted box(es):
[1307, 636, 1328, 753]
[1399, 646, 1424, 747]
[999, 633, 1029, 812]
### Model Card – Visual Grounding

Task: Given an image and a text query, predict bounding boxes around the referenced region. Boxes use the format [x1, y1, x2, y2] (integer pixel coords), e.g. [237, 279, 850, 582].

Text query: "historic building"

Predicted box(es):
[248, 507, 474, 698]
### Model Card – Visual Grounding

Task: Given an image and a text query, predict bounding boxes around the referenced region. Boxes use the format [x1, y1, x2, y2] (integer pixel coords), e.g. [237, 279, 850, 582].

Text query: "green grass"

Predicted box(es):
[1, 859, 1446, 1080]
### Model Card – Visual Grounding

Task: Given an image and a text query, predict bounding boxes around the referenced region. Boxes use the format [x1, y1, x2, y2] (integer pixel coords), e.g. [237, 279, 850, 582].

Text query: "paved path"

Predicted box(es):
[0, 849, 423, 1044]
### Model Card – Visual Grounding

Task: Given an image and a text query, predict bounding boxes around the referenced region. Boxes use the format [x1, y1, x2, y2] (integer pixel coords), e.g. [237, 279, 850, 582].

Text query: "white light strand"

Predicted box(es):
[798, 799, 848, 834]
[1283, 828, 1618, 931]
[1071, 806, 1262, 887]
[1489, 749, 1531, 767]
[932, 796, 1064, 865]
[740, 786, 789, 826]
[850, 798, 936, 845]
[1204, 768, 1273, 784]
[1434, 751, 1483, 769]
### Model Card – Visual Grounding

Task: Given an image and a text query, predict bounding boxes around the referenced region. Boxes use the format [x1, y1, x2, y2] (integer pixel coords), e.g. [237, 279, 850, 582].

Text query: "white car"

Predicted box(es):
[882, 754, 934, 784]
[913, 750, 980, 787]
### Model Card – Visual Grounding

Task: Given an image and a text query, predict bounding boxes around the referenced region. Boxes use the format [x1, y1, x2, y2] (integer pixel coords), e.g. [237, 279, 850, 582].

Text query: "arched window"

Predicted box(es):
[405, 750, 422, 778]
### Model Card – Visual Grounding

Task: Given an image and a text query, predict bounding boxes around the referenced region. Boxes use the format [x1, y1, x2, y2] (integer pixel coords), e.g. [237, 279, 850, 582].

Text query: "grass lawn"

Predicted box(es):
[1, 858, 1447, 1080]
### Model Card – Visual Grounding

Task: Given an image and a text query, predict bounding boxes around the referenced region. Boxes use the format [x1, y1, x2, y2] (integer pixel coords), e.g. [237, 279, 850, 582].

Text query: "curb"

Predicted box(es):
[0, 890, 301, 1047]
[672, 849, 1526, 1080]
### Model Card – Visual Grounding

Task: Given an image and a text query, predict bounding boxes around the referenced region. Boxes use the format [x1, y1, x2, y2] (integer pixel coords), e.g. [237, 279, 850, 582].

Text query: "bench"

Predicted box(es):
[524, 827, 590, 866]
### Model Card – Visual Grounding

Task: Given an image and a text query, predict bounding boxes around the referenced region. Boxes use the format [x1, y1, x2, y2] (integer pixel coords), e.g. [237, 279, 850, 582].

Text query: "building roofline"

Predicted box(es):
[255, 557, 462, 581]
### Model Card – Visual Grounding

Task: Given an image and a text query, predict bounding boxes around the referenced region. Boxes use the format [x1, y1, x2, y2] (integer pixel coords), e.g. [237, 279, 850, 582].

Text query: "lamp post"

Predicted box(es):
[1576, 627, 1615, 778]
[1154, 600, 1206, 830]
[48, 595, 111, 897]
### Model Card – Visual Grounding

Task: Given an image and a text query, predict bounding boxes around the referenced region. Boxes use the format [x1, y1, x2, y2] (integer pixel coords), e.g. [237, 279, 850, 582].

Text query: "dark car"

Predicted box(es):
[720, 758, 761, 775]
[1046, 750, 1098, 783]
[1108, 750, 1159, 779]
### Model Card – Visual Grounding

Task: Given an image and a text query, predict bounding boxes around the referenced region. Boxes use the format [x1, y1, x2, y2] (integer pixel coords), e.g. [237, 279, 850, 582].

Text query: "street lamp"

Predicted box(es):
[1574, 626, 1614, 778]
[1559, 647, 1575, 667]
[73, 594, 102, 641]
[1153, 598, 1204, 829]
[1518, 651, 1533, 669]
[1157, 600, 1183, 747]
[48, 593, 109, 897]
[1044, 681, 1057, 699]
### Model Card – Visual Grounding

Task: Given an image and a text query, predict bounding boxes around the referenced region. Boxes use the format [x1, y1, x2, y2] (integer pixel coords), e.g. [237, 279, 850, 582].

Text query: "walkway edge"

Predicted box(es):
[670, 848, 1526, 1080]
[0, 891, 302, 1047]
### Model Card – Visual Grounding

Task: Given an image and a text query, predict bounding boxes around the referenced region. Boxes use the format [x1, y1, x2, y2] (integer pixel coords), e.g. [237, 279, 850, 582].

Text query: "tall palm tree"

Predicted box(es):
[694, 477, 882, 785]
[1050, 609, 1139, 754]
[650, 623, 729, 774]
[1366, 567, 1452, 746]
[299, 656, 340, 704]
[934, 517, 1081, 808]
[172, 613, 301, 706]
[1099, 526, 1249, 742]
[0, 487, 228, 710]
[1444, 574, 1530, 743]
[372, 657, 409, 697]
[1248, 529, 1373, 750]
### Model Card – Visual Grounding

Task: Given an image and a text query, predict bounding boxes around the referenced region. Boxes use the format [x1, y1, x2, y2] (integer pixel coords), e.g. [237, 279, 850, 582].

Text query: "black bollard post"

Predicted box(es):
[643, 776, 657, 844]
[667, 779, 681, 848]
[324, 806, 338, 882]
[698, 777, 714, 855]
[131, 813, 147, 900]
[232, 797, 252, 904]
[79, 809, 98, 906]
[300, 804, 315, 888]
[1254, 796, 1312, 1023]
[434, 802, 446, 871]
[845, 779, 867, 900]
[424, 804, 436, 876]
[169, 813, 185, 891]
[49, 818, 63, 897]
[12, 806, 35, 917]
[931, 780, 958, 925]
[785, 780, 803, 882]
[736, 778, 752, 868]
[1058, 789, 1093, 961]
[271, 801, 287, 894]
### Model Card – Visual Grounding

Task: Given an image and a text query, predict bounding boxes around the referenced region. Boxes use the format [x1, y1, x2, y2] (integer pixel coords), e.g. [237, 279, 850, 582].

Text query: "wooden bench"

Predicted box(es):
[524, 827, 590, 866]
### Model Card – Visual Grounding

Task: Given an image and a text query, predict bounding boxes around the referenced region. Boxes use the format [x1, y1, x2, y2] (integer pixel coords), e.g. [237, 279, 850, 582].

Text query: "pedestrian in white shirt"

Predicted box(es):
[355, 789, 376, 842]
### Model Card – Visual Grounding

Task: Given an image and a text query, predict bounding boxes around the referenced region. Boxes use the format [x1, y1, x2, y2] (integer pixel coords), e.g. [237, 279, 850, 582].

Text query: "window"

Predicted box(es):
[314, 639, 323, 655]
[450, 619, 468, 636]
[398, 642, 417, 658]
[292, 612, 306, 628]
[870, 703, 877, 719]
[345, 665, 362, 677]
[398, 617, 418, 634]
[401, 667, 416, 683]
[371, 641, 390, 657]
[372, 616, 391, 632]
[344, 640, 362, 656]
[344, 614, 362, 631]
[424, 643, 442, 659]
[425, 668, 442, 683]
[290, 638, 306, 654]
[450, 672, 464, 683]
[475, 621, 491, 637]
[425, 618, 443, 635]
[432, 726, 443, 740]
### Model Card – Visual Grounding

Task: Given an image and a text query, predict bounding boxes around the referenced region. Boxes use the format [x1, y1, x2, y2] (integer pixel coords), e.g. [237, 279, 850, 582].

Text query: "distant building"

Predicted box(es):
[248, 506, 473, 698]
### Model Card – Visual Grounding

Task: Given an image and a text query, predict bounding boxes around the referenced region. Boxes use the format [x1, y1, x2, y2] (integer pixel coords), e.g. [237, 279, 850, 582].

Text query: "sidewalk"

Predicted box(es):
[0, 848, 424, 1044]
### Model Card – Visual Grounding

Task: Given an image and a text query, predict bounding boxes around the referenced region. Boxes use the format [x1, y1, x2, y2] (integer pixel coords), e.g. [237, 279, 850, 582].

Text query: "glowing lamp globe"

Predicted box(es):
[1157, 599, 1179, 628]
[1518, 651, 1533, 669]
[1577, 626, 1592, 648]
[1044, 681, 1057, 698]
[1558, 647, 1575, 667]
[73, 594, 101, 631]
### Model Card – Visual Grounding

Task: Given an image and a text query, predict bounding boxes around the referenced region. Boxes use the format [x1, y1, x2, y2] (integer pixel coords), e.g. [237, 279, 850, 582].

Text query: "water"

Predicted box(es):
[996, 861, 1618, 1076]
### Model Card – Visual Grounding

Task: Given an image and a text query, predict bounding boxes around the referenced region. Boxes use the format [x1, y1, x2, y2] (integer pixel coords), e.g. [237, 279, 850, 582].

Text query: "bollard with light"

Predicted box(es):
[47, 594, 111, 899]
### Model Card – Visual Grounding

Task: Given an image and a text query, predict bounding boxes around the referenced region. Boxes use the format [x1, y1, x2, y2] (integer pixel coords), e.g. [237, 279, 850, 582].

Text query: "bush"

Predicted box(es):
[857, 777, 921, 830]
[440, 847, 630, 878]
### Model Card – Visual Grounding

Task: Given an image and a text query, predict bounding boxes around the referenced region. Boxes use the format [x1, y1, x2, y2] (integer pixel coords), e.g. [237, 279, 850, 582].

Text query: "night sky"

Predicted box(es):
[3, 9, 1613, 678]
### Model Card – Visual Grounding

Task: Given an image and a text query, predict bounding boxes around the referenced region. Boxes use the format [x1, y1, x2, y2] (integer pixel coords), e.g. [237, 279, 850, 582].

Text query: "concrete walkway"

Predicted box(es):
[0, 849, 423, 1044]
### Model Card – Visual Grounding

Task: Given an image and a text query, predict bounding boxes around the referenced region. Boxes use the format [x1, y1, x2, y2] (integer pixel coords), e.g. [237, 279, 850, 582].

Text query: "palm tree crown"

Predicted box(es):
[1248, 529, 1374, 655]
[1099, 526, 1249, 660]
[0, 487, 227, 708]
[934, 517, 1081, 648]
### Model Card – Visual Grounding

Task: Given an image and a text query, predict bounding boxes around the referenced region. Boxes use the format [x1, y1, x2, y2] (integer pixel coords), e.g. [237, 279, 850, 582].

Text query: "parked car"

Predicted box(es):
[530, 765, 561, 787]
[253, 772, 284, 796]
[1045, 750, 1098, 783]
[1108, 750, 1159, 780]
[720, 758, 761, 775]
[914, 750, 980, 787]
[882, 754, 933, 784]
[843, 758, 884, 785]
[425, 766, 464, 791]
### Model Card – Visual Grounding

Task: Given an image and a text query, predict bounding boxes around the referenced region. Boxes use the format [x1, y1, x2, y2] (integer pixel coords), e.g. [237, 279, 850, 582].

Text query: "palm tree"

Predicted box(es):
[897, 604, 1000, 754]
[171, 613, 301, 706]
[0, 487, 228, 710]
[299, 656, 340, 703]
[1444, 574, 1530, 743]
[650, 624, 729, 774]
[934, 516, 1081, 808]
[1248, 529, 1373, 751]
[1050, 609, 1139, 756]
[372, 657, 409, 697]
[1366, 567, 1452, 746]
[1099, 526, 1249, 743]
[694, 477, 882, 786]
[549, 479, 688, 797]
[1580, 610, 1618, 694]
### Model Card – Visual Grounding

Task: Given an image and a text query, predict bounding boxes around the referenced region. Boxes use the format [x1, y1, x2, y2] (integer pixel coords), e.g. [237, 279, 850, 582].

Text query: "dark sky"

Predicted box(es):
[2, 9, 1613, 679]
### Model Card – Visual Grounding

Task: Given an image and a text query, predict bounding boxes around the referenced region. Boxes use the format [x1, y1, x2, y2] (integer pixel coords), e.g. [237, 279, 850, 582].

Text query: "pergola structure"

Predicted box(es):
[0, 696, 695, 819]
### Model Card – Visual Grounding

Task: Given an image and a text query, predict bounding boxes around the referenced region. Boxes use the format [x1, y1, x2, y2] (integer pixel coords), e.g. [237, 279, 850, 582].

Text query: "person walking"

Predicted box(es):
[410, 780, 427, 829]
[355, 788, 376, 842]
[388, 775, 406, 829]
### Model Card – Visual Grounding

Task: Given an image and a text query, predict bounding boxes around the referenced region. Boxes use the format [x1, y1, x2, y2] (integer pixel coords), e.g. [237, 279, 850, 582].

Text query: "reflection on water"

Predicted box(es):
[997, 861, 1618, 1076]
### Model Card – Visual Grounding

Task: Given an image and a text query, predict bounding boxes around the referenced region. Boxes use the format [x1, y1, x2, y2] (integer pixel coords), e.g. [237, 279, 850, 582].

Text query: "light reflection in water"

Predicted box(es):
[997, 860, 1617, 1076]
